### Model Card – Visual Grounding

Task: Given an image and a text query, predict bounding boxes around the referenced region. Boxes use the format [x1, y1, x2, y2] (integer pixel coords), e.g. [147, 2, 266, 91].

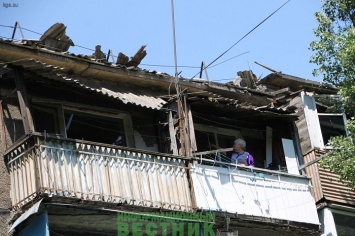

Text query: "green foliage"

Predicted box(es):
[310, 0, 355, 116]
[320, 119, 355, 188]
[311, 0, 355, 187]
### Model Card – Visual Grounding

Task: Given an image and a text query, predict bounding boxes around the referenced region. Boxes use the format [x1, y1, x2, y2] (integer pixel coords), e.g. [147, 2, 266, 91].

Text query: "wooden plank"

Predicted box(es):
[13, 66, 34, 134]
[168, 111, 178, 155]
[282, 138, 300, 175]
[270, 87, 290, 96]
[187, 104, 197, 151]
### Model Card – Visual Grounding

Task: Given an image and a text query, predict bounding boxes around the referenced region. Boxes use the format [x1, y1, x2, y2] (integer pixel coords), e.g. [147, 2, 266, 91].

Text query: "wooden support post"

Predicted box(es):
[0, 99, 7, 150]
[13, 66, 34, 134]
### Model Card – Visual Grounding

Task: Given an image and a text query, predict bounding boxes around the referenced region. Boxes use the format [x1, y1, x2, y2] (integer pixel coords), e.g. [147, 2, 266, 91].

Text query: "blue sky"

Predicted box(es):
[1, 0, 323, 82]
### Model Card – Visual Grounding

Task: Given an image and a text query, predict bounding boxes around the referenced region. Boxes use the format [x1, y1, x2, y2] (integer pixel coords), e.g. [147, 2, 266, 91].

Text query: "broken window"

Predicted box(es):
[64, 110, 127, 146]
[318, 113, 348, 145]
[315, 95, 348, 145]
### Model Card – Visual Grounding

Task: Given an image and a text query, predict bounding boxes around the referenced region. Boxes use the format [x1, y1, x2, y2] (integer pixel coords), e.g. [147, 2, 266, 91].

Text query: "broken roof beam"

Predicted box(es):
[270, 87, 290, 96]
[126, 45, 147, 67]
[116, 52, 129, 65]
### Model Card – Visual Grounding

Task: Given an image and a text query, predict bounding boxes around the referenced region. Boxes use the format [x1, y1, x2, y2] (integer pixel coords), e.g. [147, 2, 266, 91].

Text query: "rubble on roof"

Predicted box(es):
[231, 70, 257, 89]
[39, 23, 74, 52]
[126, 45, 147, 67]
[259, 72, 338, 94]
[91, 45, 107, 63]
[115, 45, 147, 67]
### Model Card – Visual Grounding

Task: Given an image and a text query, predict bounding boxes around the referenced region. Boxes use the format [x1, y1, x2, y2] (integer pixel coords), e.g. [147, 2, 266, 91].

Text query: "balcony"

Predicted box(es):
[5, 133, 193, 211]
[190, 153, 320, 226]
[5, 133, 320, 230]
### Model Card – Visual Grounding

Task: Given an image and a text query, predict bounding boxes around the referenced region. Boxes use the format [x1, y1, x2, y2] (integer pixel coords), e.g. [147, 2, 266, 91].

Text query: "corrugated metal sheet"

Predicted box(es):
[6, 135, 193, 211]
[304, 150, 324, 202]
[304, 149, 355, 205]
[319, 168, 355, 205]
[190, 164, 320, 225]
[7, 59, 167, 110]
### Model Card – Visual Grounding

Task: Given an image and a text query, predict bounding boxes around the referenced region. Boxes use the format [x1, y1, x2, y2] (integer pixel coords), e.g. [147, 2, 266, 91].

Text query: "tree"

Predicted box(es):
[321, 119, 355, 188]
[310, 0, 355, 188]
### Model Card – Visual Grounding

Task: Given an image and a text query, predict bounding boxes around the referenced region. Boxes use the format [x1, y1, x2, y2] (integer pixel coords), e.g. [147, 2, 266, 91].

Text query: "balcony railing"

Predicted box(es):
[191, 151, 320, 225]
[5, 133, 193, 211]
[4, 133, 321, 226]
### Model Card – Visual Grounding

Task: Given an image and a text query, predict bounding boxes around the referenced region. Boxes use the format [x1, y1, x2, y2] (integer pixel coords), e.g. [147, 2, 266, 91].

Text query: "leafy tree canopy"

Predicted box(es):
[310, 0, 355, 188]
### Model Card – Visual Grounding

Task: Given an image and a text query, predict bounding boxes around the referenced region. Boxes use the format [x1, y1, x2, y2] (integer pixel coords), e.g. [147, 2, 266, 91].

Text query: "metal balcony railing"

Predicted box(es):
[190, 150, 320, 225]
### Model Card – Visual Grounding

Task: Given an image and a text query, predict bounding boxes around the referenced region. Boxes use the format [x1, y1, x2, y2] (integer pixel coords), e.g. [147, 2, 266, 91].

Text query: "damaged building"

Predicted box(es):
[0, 23, 354, 235]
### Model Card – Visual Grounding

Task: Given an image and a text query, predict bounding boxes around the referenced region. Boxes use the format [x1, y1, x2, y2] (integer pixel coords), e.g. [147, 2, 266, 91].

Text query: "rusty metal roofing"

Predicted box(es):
[7, 59, 167, 110]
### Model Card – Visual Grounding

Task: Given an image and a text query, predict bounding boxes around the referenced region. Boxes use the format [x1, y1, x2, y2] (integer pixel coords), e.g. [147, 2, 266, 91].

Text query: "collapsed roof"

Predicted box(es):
[0, 23, 338, 117]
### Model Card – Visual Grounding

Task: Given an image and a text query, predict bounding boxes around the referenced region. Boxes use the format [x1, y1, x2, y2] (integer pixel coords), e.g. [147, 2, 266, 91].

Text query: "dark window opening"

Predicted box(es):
[33, 106, 60, 134]
[64, 110, 126, 146]
[217, 134, 236, 149]
[318, 114, 347, 145]
[195, 130, 216, 152]
[333, 212, 355, 236]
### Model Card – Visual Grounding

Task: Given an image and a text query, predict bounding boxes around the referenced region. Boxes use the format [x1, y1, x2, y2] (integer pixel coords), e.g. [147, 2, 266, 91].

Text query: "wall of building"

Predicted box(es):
[0, 88, 24, 234]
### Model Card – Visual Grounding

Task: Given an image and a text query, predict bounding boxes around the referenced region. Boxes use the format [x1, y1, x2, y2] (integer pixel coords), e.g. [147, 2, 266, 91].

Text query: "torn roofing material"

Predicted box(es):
[260, 72, 338, 94]
[39, 23, 74, 52]
[6, 59, 167, 110]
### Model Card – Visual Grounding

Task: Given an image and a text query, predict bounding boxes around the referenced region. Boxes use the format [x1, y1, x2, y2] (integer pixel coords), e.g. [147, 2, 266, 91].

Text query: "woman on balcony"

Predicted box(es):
[226, 139, 255, 167]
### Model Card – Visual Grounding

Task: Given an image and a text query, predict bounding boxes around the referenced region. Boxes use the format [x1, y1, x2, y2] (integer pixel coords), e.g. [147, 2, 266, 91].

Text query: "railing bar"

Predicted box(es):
[24, 153, 30, 198]
[76, 150, 83, 198]
[90, 153, 95, 199]
[51, 148, 58, 191]
[64, 148, 71, 195]
[35, 146, 43, 192]
[146, 162, 153, 206]
[173, 165, 182, 209]
[7, 146, 36, 165]
[29, 150, 36, 195]
[57, 147, 64, 195]
[96, 154, 103, 199]
[165, 165, 172, 208]
[156, 162, 164, 208]
[10, 162, 16, 206]
[70, 148, 76, 195]
[39, 145, 190, 169]
[125, 158, 134, 202]
[136, 160, 143, 205]
[16, 159, 21, 205]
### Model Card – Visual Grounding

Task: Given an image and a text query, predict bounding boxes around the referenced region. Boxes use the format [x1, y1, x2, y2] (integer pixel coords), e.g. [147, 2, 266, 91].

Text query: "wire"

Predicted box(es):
[0, 24, 14, 29]
[208, 51, 250, 69]
[140, 63, 200, 69]
[1, 25, 245, 72]
[190, 0, 292, 79]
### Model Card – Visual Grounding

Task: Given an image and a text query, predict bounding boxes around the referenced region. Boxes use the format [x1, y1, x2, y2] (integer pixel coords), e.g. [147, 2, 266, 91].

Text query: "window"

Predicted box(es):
[194, 124, 241, 152]
[64, 110, 127, 146]
[318, 113, 348, 145]
[333, 212, 355, 236]
[33, 106, 61, 134]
